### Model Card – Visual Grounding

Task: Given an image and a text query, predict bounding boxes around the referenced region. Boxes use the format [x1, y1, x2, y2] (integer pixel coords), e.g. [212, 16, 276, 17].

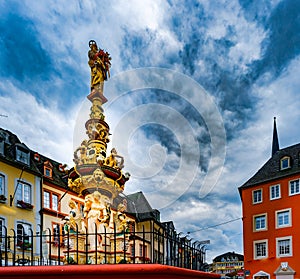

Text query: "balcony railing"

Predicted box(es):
[0, 224, 207, 271]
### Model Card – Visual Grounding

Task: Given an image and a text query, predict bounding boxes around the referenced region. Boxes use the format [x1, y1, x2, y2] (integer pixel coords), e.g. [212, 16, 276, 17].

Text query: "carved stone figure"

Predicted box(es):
[88, 40, 111, 91]
[104, 148, 124, 170]
[68, 200, 83, 232]
[84, 191, 109, 249]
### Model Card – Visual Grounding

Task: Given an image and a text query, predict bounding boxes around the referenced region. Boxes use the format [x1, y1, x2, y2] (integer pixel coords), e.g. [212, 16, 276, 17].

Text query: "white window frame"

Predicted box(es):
[276, 236, 292, 257]
[253, 214, 267, 231]
[0, 172, 7, 198]
[52, 194, 58, 211]
[16, 221, 32, 249]
[0, 216, 6, 247]
[276, 208, 292, 228]
[253, 189, 263, 204]
[289, 179, 300, 196]
[280, 156, 290, 170]
[270, 184, 281, 200]
[253, 239, 268, 259]
[44, 191, 50, 208]
[15, 180, 32, 204]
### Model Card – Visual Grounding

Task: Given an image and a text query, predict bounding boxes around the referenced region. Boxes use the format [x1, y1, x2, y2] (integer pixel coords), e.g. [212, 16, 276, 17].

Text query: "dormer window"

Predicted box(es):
[34, 153, 40, 161]
[0, 138, 4, 155]
[16, 146, 30, 165]
[44, 161, 53, 178]
[280, 156, 290, 170]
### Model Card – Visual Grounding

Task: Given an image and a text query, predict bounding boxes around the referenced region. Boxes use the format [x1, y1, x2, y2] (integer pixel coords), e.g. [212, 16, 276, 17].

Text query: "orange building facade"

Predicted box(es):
[239, 119, 299, 279]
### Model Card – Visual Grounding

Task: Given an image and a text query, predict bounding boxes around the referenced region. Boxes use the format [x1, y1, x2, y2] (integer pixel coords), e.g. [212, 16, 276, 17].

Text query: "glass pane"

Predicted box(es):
[44, 192, 50, 208]
[24, 184, 31, 203]
[52, 194, 58, 211]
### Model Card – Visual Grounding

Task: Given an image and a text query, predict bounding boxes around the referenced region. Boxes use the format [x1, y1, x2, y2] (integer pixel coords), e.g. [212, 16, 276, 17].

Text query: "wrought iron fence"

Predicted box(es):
[0, 224, 207, 270]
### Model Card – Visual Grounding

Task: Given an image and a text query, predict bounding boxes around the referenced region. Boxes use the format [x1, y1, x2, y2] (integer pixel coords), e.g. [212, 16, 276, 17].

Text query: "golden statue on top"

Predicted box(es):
[88, 40, 111, 92]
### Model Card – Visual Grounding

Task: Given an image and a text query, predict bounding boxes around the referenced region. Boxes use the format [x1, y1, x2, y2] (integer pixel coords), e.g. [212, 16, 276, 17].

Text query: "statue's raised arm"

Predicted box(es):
[88, 40, 111, 92]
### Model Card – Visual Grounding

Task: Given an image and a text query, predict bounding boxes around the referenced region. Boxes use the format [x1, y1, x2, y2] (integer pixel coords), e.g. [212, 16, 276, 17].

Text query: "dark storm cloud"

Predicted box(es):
[250, 0, 300, 79]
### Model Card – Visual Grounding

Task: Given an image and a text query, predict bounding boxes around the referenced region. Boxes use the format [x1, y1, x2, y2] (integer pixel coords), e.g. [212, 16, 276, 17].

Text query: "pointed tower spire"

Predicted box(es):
[272, 117, 279, 156]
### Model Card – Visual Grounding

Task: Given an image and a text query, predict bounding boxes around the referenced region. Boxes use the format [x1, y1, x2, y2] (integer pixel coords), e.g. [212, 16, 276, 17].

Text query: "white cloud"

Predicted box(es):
[0, 80, 77, 166]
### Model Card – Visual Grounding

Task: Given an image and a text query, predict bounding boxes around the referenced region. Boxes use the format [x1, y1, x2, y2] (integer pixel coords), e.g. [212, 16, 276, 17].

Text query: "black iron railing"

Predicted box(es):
[0, 224, 207, 270]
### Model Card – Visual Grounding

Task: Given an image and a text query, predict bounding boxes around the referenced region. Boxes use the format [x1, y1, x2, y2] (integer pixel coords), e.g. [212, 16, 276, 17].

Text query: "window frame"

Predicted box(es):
[52, 222, 65, 246]
[252, 189, 263, 204]
[15, 180, 32, 205]
[253, 239, 268, 259]
[16, 221, 32, 250]
[253, 213, 267, 231]
[43, 190, 60, 211]
[276, 236, 292, 257]
[276, 208, 292, 229]
[0, 172, 7, 198]
[270, 184, 281, 200]
[289, 179, 300, 196]
[16, 146, 30, 165]
[0, 216, 6, 246]
[280, 156, 291, 170]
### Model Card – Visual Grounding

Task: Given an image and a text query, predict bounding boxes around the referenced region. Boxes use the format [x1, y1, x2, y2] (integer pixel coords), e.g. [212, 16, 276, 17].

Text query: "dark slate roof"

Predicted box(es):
[0, 128, 41, 175]
[0, 128, 68, 189]
[213, 251, 244, 263]
[239, 143, 300, 191]
[114, 191, 160, 222]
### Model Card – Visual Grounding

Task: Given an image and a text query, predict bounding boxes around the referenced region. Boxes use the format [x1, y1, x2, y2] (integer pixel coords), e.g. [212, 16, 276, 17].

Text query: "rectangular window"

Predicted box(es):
[16, 221, 32, 250]
[130, 244, 135, 257]
[44, 191, 50, 208]
[276, 209, 291, 228]
[0, 217, 5, 246]
[254, 240, 268, 259]
[281, 157, 290, 169]
[0, 174, 5, 196]
[253, 189, 262, 204]
[52, 223, 65, 245]
[16, 148, 30, 165]
[16, 181, 32, 204]
[270, 184, 281, 200]
[52, 194, 58, 211]
[254, 214, 267, 231]
[289, 179, 300, 195]
[139, 244, 147, 257]
[276, 236, 292, 257]
[0, 140, 4, 155]
[44, 167, 52, 177]
[43, 191, 60, 211]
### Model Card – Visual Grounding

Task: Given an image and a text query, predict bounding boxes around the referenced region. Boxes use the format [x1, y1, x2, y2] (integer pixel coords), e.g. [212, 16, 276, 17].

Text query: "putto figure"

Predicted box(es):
[88, 40, 111, 91]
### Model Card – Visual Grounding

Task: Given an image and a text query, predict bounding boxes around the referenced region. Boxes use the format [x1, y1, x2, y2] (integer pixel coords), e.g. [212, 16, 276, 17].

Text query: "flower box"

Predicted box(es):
[17, 200, 34, 210]
[0, 194, 7, 203]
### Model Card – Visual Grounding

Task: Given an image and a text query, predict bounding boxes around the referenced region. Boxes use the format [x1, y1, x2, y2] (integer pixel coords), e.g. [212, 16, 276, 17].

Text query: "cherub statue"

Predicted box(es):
[68, 200, 83, 232]
[104, 148, 124, 170]
[116, 199, 128, 232]
[73, 140, 88, 165]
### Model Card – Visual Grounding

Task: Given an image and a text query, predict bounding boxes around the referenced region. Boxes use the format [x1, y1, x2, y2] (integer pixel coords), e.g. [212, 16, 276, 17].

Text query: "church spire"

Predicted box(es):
[272, 117, 279, 156]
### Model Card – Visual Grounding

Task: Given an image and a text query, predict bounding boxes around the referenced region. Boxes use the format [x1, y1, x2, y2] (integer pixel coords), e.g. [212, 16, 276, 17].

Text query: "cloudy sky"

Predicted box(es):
[1, 0, 300, 262]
